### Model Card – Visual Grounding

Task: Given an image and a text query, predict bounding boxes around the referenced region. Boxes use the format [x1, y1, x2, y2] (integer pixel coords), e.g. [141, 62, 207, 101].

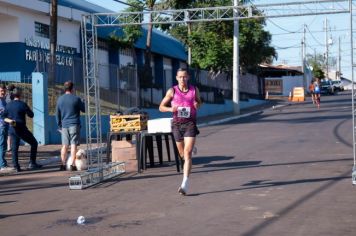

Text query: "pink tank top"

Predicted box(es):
[171, 85, 196, 123]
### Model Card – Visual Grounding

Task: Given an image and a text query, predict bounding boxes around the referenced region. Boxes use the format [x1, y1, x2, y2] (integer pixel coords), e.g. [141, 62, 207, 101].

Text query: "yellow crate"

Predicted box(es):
[110, 114, 148, 132]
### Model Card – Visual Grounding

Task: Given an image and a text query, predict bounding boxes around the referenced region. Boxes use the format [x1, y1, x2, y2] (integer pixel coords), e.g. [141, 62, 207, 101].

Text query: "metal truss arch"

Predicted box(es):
[80, 0, 356, 188]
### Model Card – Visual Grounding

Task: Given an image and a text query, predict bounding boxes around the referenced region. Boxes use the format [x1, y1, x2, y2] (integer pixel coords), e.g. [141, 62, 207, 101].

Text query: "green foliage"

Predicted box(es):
[108, 0, 144, 49]
[239, 18, 276, 73]
[306, 53, 325, 79]
[189, 30, 233, 72]
[109, 27, 142, 49]
[162, 0, 276, 73]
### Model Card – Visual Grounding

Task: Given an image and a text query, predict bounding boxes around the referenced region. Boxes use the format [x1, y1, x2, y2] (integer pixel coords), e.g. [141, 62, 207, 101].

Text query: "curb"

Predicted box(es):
[197, 102, 291, 128]
[197, 110, 263, 128]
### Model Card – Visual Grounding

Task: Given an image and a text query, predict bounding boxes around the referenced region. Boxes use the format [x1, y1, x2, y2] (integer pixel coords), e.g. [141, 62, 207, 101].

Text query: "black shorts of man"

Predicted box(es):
[5, 87, 41, 172]
[56, 81, 85, 171]
[159, 68, 202, 195]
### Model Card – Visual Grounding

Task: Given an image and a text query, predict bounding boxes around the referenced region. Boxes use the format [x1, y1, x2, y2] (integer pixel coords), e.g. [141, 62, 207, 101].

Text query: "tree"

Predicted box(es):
[306, 53, 325, 79]
[159, 1, 276, 74]
[239, 17, 276, 73]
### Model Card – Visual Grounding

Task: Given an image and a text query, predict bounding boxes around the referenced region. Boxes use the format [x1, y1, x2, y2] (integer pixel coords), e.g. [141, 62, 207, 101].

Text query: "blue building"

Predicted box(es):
[0, 0, 187, 86]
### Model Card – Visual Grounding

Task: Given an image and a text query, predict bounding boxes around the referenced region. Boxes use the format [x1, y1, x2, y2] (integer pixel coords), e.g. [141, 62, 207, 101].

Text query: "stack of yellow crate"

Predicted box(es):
[110, 114, 148, 132]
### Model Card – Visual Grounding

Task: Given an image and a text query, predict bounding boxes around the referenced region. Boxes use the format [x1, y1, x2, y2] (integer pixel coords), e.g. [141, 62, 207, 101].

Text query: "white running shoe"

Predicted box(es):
[178, 187, 186, 196]
[0, 167, 15, 172]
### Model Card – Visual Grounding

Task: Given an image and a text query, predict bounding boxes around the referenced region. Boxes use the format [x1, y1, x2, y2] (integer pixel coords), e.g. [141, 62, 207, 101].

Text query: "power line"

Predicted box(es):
[270, 28, 349, 36]
[267, 18, 303, 34]
[271, 43, 301, 50]
[306, 25, 325, 46]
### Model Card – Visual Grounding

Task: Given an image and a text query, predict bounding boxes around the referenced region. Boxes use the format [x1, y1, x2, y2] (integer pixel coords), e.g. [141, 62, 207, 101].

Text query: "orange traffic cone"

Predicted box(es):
[288, 91, 292, 101]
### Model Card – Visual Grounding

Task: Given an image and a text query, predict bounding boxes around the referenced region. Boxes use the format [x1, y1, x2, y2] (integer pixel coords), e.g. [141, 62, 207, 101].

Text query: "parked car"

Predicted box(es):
[320, 80, 335, 95]
[331, 80, 344, 91]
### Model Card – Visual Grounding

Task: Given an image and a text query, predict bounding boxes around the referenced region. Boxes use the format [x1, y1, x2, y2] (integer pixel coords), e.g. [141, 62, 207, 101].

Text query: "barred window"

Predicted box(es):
[35, 22, 50, 38]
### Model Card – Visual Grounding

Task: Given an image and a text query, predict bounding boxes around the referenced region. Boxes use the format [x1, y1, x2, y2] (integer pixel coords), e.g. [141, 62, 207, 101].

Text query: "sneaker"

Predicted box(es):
[69, 165, 77, 171]
[28, 163, 43, 170]
[59, 165, 66, 171]
[0, 166, 15, 172]
[178, 187, 186, 196]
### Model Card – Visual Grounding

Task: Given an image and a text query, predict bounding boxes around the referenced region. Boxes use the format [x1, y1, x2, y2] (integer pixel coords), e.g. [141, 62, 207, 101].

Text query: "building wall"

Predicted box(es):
[0, 13, 19, 42]
[265, 75, 304, 96]
[0, 1, 83, 79]
[240, 73, 260, 95]
[98, 48, 110, 88]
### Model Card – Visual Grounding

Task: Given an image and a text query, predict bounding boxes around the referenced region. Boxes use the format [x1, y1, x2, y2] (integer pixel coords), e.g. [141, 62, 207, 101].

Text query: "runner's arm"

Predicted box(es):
[194, 87, 202, 109]
[159, 88, 176, 113]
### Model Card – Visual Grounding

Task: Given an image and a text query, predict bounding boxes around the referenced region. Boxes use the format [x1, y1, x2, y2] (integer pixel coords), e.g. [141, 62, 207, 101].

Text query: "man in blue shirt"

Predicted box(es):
[0, 84, 11, 171]
[56, 81, 85, 171]
[6, 87, 41, 172]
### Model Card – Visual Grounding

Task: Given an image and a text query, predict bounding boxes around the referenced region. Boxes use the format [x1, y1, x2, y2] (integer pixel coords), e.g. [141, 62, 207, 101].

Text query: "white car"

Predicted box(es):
[331, 80, 344, 91]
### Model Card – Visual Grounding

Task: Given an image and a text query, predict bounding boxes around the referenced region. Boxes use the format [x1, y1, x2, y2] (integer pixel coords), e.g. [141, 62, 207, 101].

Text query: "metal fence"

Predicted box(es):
[41, 58, 139, 115]
[6, 57, 233, 115]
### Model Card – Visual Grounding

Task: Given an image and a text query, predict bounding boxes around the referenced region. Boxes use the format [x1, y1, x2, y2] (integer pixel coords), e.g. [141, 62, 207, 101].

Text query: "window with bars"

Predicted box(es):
[35, 22, 50, 38]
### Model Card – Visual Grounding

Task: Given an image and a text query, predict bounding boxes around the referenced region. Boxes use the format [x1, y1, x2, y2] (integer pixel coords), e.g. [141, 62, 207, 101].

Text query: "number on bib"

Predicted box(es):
[177, 107, 191, 118]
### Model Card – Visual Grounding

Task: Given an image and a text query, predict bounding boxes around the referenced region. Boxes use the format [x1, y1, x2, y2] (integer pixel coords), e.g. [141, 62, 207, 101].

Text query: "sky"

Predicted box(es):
[85, 0, 353, 79]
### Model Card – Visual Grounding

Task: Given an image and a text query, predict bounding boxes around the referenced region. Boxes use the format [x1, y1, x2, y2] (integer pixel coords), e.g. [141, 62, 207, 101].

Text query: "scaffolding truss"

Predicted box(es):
[79, 0, 356, 188]
[93, 0, 349, 27]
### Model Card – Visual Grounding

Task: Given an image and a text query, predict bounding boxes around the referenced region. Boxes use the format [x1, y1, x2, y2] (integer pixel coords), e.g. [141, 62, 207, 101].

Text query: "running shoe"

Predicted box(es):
[178, 187, 186, 196]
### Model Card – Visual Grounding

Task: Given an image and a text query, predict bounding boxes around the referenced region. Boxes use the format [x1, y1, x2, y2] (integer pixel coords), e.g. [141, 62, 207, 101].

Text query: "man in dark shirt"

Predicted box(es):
[0, 84, 11, 171]
[6, 87, 41, 172]
[56, 81, 85, 171]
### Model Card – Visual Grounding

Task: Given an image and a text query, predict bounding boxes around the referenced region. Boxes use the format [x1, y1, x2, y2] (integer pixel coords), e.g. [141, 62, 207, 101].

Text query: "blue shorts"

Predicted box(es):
[61, 125, 80, 145]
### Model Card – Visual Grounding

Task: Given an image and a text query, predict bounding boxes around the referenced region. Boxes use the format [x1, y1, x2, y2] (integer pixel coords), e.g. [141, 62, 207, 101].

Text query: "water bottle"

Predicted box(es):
[77, 215, 85, 225]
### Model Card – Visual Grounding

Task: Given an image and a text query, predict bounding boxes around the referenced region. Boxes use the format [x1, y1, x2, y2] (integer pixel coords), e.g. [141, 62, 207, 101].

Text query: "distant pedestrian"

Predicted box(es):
[159, 68, 202, 196]
[6, 87, 41, 172]
[314, 79, 321, 109]
[309, 81, 315, 104]
[0, 84, 12, 172]
[56, 81, 85, 171]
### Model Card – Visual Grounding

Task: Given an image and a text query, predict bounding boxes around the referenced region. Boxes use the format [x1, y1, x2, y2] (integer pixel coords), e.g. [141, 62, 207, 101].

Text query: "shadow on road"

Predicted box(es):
[0, 209, 61, 219]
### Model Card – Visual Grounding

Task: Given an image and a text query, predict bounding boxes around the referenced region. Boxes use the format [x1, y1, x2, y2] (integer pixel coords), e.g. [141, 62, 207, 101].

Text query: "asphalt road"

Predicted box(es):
[1, 92, 355, 236]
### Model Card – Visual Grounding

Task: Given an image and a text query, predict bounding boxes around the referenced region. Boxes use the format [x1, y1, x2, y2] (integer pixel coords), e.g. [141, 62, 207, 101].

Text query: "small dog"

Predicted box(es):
[66, 149, 88, 171]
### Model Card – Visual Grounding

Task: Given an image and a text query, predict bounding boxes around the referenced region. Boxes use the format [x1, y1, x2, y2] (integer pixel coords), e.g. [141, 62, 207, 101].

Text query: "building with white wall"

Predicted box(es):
[0, 0, 187, 86]
[261, 64, 312, 96]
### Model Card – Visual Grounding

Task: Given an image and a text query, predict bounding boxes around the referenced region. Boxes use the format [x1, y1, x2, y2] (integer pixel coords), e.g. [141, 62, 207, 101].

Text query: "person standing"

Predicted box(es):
[0, 84, 11, 171]
[6, 87, 41, 172]
[56, 81, 85, 171]
[159, 68, 202, 195]
[309, 81, 315, 104]
[5, 84, 15, 153]
[314, 78, 321, 109]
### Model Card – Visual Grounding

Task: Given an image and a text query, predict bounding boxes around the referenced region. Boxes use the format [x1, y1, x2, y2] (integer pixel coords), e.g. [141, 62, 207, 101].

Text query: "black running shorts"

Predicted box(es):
[172, 121, 199, 142]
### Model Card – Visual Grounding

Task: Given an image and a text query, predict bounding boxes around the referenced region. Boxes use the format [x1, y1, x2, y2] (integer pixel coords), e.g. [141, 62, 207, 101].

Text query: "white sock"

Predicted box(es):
[181, 176, 189, 190]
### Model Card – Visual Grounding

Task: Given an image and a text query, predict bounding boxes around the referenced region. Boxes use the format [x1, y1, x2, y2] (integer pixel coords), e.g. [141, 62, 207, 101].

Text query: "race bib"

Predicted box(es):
[177, 106, 191, 118]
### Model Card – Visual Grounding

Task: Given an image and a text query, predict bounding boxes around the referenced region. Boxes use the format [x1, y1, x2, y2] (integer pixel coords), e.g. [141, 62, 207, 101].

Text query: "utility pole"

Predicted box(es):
[233, 0, 240, 114]
[49, 0, 57, 85]
[302, 24, 306, 89]
[325, 17, 329, 80]
[338, 36, 341, 80]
